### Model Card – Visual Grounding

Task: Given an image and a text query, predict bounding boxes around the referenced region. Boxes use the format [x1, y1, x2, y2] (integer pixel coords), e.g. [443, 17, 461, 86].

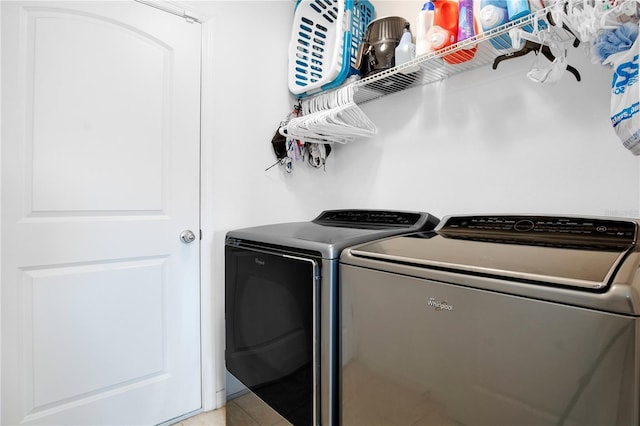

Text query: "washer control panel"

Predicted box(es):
[439, 215, 637, 248]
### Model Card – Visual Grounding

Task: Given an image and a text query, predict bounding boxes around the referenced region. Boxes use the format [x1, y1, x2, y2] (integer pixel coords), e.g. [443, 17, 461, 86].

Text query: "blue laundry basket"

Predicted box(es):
[288, 0, 375, 98]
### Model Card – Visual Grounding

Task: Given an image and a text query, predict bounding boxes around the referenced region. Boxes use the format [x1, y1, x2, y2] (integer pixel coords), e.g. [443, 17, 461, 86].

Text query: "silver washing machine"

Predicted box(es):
[225, 209, 439, 425]
[340, 214, 640, 425]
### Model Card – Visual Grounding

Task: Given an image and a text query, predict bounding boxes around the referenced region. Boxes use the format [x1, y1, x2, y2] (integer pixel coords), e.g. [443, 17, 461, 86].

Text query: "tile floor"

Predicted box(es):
[171, 407, 225, 426]
[175, 361, 449, 425]
[226, 392, 292, 426]
[172, 391, 291, 426]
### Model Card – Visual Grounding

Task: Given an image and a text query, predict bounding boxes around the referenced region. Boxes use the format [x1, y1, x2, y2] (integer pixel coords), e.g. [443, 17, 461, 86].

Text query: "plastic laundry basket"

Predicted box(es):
[288, 0, 375, 98]
[349, 0, 374, 73]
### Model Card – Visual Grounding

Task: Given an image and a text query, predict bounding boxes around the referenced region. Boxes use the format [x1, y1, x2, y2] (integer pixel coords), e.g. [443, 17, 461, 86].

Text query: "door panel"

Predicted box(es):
[30, 10, 167, 212]
[2, 2, 202, 425]
[28, 259, 165, 408]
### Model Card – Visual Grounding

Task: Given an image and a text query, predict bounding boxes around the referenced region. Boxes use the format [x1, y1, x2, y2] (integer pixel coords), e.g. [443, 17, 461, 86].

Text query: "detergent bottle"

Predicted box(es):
[506, 0, 531, 21]
[457, 0, 475, 42]
[429, 0, 458, 51]
[415, 1, 435, 57]
[449, 0, 477, 62]
[506, 0, 540, 35]
[479, 0, 511, 49]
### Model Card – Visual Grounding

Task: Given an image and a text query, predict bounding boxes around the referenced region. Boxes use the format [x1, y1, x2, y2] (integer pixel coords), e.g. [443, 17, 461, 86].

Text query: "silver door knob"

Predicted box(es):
[180, 230, 196, 244]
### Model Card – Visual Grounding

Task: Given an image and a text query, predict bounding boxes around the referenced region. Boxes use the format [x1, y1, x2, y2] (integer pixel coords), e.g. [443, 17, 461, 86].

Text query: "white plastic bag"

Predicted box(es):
[606, 35, 640, 155]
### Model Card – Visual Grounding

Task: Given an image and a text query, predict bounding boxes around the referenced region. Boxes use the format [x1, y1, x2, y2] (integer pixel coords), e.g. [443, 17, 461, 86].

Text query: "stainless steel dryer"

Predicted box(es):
[225, 209, 439, 425]
[340, 214, 640, 426]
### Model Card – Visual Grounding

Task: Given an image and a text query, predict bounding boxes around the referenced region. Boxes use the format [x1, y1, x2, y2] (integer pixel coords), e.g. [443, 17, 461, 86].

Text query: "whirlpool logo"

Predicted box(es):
[254, 257, 265, 266]
[427, 297, 454, 312]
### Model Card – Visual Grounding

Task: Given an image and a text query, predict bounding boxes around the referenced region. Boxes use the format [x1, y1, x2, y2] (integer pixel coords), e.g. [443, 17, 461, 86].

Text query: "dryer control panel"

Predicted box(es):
[313, 209, 435, 230]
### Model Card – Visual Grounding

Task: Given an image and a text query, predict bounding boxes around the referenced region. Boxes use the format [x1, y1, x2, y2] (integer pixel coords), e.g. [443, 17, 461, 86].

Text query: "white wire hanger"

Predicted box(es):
[279, 85, 378, 144]
[554, 0, 640, 43]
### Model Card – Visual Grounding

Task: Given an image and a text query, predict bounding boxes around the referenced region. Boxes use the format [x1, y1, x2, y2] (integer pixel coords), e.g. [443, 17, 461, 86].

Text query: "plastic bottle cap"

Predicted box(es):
[480, 5, 506, 28]
[422, 1, 435, 11]
[429, 28, 448, 49]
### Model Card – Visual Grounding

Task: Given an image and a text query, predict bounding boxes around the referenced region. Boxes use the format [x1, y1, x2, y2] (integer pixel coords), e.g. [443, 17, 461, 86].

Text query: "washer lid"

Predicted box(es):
[347, 215, 638, 290]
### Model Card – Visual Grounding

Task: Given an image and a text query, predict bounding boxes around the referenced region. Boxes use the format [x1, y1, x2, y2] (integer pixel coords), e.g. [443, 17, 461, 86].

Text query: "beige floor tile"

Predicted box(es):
[226, 400, 259, 426]
[180, 407, 225, 426]
[232, 392, 291, 426]
[271, 419, 292, 426]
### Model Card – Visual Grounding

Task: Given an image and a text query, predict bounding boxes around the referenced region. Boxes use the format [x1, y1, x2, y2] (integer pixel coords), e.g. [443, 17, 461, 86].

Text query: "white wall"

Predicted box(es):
[198, 0, 639, 224]
[187, 0, 640, 409]
[329, 50, 640, 218]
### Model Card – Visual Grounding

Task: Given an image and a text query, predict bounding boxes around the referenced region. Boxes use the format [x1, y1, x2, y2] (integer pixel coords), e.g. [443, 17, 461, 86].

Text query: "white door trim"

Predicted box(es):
[0, 2, 4, 423]
[199, 15, 221, 412]
[135, 0, 204, 23]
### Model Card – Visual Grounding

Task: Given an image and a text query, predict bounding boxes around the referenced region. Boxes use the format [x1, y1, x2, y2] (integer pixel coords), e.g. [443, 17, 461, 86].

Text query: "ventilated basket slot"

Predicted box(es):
[350, 1, 375, 70]
[289, 0, 374, 97]
[310, 0, 340, 23]
[295, 14, 333, 85]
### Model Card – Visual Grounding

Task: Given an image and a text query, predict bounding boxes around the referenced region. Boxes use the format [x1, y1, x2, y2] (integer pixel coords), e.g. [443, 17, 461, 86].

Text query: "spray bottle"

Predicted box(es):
[395, 23, 419, 73]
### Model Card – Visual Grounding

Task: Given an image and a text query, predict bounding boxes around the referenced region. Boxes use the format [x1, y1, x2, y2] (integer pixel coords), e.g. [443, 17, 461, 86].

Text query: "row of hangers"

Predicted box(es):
[492, 0, 640, 83]
[493, 13, 583, 84]
[551, 0, 640, 43]
[278, 85, 378, 145]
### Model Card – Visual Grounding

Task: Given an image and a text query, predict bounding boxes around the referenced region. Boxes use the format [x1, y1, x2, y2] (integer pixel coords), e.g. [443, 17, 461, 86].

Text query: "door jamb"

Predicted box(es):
[199, 15, 220, 412]
[0, 3, 4, 422]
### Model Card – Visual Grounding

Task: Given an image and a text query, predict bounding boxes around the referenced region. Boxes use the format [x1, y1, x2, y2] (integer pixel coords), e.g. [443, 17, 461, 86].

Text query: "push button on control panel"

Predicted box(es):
[514, 219, 535, 232]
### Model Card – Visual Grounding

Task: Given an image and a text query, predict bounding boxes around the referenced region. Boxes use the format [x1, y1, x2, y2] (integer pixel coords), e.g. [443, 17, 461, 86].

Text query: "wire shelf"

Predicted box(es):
[350, 9, 553, 104]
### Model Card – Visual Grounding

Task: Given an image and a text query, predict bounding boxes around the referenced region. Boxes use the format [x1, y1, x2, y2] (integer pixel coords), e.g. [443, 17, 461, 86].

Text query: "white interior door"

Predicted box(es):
[1, 1, 202, 424]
